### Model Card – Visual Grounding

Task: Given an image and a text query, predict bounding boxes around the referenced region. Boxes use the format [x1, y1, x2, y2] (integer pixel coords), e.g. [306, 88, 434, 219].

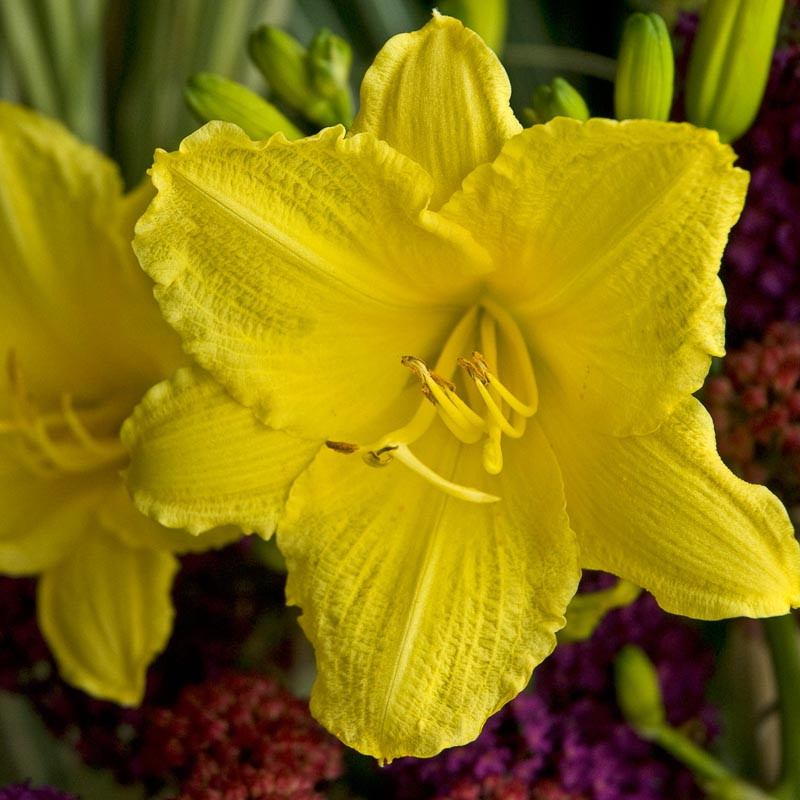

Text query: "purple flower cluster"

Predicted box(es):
[720, 42, 800, 339]
[389, 582, 715, 800]
[0, 786, 76, 800]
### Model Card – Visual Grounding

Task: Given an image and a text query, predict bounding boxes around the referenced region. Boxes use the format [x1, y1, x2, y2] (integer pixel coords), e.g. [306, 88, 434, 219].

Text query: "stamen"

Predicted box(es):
[402, 356, 484, 444]
[3, 350, 126, 474]
[480, 299, 539, 415]
[61, 395, 125, 458]
[325, 440, 361, 454]
[472, 379, 527, 438]
[325, 302, 541, 501]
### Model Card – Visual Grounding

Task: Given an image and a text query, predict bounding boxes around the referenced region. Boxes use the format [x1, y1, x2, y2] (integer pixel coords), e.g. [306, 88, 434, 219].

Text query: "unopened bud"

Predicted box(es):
[686, 0, 783, 143]
[184, 73, 302, 140]
[249, 25, 352, 128]
[614, 12, 674, 121]
[438, 0, 508, 53]
[524, 77, 590, 125]
[307, 29, 353, 125]
[614, 645, 666, 735]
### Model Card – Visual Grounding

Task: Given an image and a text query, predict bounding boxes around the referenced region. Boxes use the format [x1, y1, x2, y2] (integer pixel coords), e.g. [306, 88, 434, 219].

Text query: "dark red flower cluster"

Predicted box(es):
[0, 541, 292, 783]
[704, 321, 800, 522]
[136, 672, 344, 800]
[435, 776, 583, 800]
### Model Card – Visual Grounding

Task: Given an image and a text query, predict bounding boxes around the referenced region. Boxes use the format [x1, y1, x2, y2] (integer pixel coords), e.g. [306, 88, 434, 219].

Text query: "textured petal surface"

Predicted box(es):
[0, 444, 114, 574]
[122, 366, 320, 536]
[351, 13, 521, 209]
[440, 118, 748, 436]
[279, 419, 580, 761]
[38, 530, 178, 705]
[97, 481, 243, 554]
[538, 387, 800, 619]
[135, 123, 490, 441]
[0, 101, 181, 407]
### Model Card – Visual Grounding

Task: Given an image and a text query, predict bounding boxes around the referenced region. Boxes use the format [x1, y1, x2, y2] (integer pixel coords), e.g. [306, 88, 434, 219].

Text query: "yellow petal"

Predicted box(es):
[38, 530, 178, 705]
[440, 117, 748, 436]
[135, 123, 490, 441]
[539, 390, 800, 619]
[279, 419, 580, 760]
[97, 481, 242, 554]
[0, 101, 181, 405]
[122, 366, 321, 537]
[351, 13, 521, 209]
[0, 443, 115, 574]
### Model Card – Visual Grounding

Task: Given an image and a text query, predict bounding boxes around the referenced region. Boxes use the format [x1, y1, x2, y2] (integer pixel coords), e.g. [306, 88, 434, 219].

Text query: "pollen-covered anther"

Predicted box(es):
[402, 354, 486, 443]
[456, 353, 489, 385]
[325, 440, 361, 454]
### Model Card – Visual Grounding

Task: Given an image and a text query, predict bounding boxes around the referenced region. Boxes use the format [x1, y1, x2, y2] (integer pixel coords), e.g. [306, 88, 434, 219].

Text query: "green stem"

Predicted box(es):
[763, 614, 800, 800]
[503, 43, 617, 80]
[649, 725, 775, 800]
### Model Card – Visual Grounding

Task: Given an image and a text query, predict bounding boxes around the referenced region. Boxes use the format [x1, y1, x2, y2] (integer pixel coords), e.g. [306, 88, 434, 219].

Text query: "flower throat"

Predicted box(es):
[326, 300, 538, 504]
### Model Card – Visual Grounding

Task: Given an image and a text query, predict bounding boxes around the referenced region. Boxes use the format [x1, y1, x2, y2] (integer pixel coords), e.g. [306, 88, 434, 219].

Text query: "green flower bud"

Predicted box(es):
[307, 29, 354, 126]
[438, 0, 508, 54]
[525, 77, 590, 125]
[686, 0, 783, 143]
[614, 12, 674, 122]
[184, 73, 303, 141]
[249, 26, 308, 107]
[248, 25, 352, 128]
[614, 645, 666, 735]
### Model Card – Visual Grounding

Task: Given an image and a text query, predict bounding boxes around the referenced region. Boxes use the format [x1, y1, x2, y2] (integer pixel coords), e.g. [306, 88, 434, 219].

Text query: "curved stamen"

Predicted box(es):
[3, 350, 127, 474]
[401, 356, 484, 443]
[480, 298, 539, 415]
[371, 305, 480, 450]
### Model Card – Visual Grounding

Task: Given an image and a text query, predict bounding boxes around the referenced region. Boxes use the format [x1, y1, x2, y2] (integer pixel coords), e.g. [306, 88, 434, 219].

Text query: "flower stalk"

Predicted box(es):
[763, 614, 800, 800]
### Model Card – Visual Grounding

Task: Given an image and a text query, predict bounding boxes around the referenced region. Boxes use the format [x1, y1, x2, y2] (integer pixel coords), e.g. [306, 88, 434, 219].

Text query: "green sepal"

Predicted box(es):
[614, 13, 674, 122]
[558, 578, 641, 643]
[184, 73, 303, 140]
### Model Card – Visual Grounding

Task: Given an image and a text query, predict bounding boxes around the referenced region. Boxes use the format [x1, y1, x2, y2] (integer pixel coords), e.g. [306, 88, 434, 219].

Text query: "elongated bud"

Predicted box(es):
[686, 0, 783, 143]
[438, 0, 508, 53]
[614, 12, 674, 121]
[614, 645, 666, 735]
[523, 77, 590, 125]
[307, 29, 354, 126]
[249, 25, 352, 128]
[184, 73, 303, 140]
[249, 27, 307, 106]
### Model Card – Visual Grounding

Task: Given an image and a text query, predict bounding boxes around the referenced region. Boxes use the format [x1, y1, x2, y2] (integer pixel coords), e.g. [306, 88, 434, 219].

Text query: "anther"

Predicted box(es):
[325, 440, 361, 454]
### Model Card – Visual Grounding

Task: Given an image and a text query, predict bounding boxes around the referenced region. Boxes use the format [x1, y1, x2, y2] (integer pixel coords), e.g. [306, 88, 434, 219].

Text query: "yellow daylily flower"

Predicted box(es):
[124, 13, 800, 760]
[0, 101, 237, 706]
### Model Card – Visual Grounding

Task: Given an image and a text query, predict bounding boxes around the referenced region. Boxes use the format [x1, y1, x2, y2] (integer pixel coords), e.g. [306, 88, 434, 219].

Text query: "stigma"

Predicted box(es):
[325, 300, 539, 503]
